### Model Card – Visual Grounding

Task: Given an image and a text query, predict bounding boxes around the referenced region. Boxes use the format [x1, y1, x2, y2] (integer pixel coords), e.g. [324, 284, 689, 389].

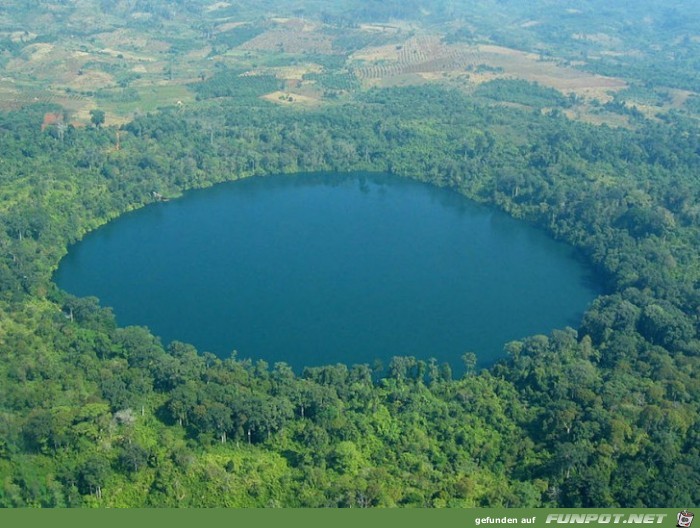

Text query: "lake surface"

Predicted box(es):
[54, 172, 599, 371]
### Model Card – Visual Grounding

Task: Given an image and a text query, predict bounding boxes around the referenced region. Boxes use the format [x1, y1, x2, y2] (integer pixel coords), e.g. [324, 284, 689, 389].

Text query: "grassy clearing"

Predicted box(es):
[101, 84, 195, 119]
[261, 90, 322, 106]
[564, 107, 633, 128]
[93, 29, 170, 54]
[238, 27, 338, 55]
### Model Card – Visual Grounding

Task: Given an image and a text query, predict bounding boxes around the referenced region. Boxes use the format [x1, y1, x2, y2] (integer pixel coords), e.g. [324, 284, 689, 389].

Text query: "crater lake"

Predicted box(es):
[54, 172, 600, 371]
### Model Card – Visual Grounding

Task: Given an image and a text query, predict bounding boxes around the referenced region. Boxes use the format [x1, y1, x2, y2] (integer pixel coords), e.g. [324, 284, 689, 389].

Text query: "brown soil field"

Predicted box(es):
[0, 82, 91, 115]
[64, 70, 116, 91]
[358, 23, 403, 34]
[668, 89, 694, 108]
[94, 29, 170, 54]
[215, 22, 247, 33]
[251, 64, 323, 81]
[269, 18, 320, 32]
[352, 35, 447, 63]
[238, 28, 336, 55]
[6, 45, 86, 85]
[22, 42, 56, 60]
[352, 37, 626, 101]
[97, 47, 156, 62]
[185, 47, 213, 61]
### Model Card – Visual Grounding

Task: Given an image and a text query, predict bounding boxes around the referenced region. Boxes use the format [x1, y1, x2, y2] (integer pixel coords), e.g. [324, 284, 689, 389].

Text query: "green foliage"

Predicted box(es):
[1, 61, 700, 507]
[304, 54, 348, 71]
[613, 85, 672, 107]
[190, 69, 281, 101]
[94, 88, 141, 103]
[583, 51, 700, 93]
[684, 95, 700, 114]
[1, 1, 699, 506]
[473, 79, 570, 109]
[89, 109, 106, 128]
[303, 71, 359, 91]
[442, 27, 477, 45]
[211, 25, 265, 49]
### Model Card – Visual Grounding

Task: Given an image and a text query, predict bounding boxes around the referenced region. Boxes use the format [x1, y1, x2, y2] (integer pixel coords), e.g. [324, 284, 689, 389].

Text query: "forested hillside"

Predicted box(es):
[0, 83, 699, 506]
[1, 0, 700, 509]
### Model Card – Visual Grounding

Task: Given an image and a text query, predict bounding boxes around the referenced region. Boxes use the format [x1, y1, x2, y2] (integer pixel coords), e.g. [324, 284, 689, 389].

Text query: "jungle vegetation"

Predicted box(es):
[0, 0, 699, 508]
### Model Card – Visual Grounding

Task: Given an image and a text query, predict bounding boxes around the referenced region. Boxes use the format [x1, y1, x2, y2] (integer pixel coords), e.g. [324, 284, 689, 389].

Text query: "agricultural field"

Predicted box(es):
[1, 0, 698, 126]
[237, 21, 337, 55]
[3, 0, 700, 510]
[350, 36, 626, 101]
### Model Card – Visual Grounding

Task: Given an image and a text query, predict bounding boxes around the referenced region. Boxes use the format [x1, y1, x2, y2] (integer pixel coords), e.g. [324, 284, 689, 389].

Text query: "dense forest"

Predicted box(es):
[1, 85, 699, 506]
[1, 0, 700, 509]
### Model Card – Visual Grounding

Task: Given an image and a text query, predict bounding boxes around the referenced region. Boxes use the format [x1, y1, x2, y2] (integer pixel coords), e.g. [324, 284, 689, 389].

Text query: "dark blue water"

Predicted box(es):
[54, 172, 599, 370]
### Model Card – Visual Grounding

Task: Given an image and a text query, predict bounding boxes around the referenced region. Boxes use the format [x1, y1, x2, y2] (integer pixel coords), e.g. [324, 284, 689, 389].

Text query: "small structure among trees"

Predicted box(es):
[40, 112, 63, 132]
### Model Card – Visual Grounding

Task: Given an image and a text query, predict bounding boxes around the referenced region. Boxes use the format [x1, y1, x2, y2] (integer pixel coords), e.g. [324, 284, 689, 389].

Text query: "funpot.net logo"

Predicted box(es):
[677, 511, 694, 528]
[544, 513, 668, 524]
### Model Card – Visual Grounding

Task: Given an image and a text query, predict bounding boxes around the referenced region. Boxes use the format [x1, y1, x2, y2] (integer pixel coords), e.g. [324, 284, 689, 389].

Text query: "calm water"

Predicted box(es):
[55, 172, 599, 370]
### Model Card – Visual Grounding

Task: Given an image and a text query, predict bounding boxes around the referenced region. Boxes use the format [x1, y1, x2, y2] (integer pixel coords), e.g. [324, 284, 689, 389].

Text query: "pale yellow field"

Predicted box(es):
[22, 42, 55, 60]
[352, 35, 626, 102]
[252, 64, 323, 81]
[98, 47, 157, 62]
[668, 89, 694, 108]
[94, 29, 170, 53]
[262, 90, 321, 106]
[358, 23, 403, 33]
[238, 28, 336, 54]
[64, 70, 116, 91]
[215, 22, 247, 33]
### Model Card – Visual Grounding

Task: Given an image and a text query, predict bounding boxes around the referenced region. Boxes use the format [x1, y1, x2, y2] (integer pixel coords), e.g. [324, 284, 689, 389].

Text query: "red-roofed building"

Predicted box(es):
[41, 112, 63, 131]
